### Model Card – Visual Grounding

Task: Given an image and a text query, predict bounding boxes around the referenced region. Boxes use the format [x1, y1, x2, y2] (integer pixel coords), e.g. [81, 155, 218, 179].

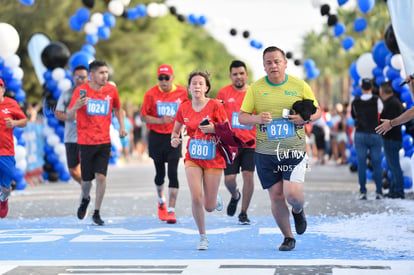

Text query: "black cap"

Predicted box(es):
[361, 78, 372, 90]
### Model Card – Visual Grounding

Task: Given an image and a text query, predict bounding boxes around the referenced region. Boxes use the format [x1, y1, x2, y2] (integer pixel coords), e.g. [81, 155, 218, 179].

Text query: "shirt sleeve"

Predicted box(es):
[240, 86, 255, 113]
[68, 87, 80, 109]
[303, 82, 319, 107]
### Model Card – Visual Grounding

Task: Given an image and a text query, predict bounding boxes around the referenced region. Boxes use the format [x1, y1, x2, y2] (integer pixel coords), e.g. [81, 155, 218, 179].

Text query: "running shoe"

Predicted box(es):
[227, 190, 241, 216]
[292, 208, 307, 235]
[238, 212, 250, 225]
[216, 194, 223, 211]
[278, 237, 296, 251]
[158, 202, 168, 221]
[92, 212, 105, 226]
[0, 199, 8, 218]
[359, 193, 367, 200]
[166, 211, 177, 224]
[375, 193, 383, 200]
[197, 234, 209, 250]
[77, 196, 90, 220]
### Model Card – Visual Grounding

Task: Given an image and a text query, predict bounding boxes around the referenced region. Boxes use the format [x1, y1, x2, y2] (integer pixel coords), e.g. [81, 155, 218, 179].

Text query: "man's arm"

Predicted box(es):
[141, 114, 174, 125]
[114, 108, 127, 138]
[239, 110, 273, 125]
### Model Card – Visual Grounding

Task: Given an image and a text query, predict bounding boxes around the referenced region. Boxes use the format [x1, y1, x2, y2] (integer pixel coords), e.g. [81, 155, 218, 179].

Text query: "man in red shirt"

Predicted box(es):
[0, 78, 28, 218]
[141, 64, 188, 224]
[217, 60, 256, 224]
[67, 60, 127, 225]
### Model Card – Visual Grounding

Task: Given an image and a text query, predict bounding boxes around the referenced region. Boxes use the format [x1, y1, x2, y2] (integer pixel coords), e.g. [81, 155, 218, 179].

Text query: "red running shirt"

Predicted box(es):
[68, 82, 121, 145]
[0, 97, 26, 156]
[175, 99, 228, 168]
[141, 84, 188, 134]
[217, 85, 256, 148]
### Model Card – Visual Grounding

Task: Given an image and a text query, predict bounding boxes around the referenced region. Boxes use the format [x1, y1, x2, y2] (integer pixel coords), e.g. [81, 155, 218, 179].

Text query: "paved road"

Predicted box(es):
[1, 159, 413, 274]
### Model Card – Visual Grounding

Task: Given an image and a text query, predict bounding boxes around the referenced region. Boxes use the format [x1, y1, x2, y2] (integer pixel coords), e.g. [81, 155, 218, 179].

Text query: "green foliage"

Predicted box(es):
[1, 0, 236, 105]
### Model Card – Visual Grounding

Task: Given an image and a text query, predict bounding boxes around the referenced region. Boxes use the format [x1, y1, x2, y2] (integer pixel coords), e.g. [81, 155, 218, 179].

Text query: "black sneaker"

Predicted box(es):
[92, 212, 105, 226]
[279, 237, 296, 251]
[292, 209, 307, 235]
[238, 212, 250, 225]
[77, 196, 90, 220]
[227, 190, 241, 216]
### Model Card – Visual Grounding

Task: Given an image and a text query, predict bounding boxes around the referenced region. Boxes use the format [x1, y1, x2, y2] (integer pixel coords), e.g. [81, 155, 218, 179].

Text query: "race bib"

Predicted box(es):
[231, 112, 253, 130]
[188, 139, 216, 160]
[157, 102, 179, 117]
[266, 119, 295, 140]
[86, 99, 110, 116]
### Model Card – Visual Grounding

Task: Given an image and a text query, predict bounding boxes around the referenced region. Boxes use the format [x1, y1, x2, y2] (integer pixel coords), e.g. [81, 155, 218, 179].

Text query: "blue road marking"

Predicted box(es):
[1, 215, 412, 262]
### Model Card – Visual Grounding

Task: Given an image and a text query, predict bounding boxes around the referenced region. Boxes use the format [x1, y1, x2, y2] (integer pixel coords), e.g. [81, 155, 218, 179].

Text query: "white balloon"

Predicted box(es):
[147, 3, 160, 17]
[52, 68, 66, 81]
[158, 4, 169, 17]
[311, 0, 321, 8]
[356, 52, 376, 78]
[59, 153, 67, 164]
[13, 67, 24, 80]
[391, 54, 404, 70]
[91, 13, 104, 27]
[14, 145, 26, 162]
[16, 159, 27, 171]
[44, 125, 54, 136]
[4, 54, 21, 68]
[47, 134, 60, 147]
[54, 143, 66, 156]
[400, 156, 412, 178]
[0, 23, 20, 58]
[58, 78, 72, 92]
[110, 125, 122, 150]
[108, 0, 124, 16]
[119, 0, 131, 6]
[84, 22, 98, 35]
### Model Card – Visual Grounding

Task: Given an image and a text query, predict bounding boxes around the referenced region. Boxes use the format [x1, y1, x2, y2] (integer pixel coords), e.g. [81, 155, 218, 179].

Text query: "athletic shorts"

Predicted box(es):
[185, 159, 222, 175]
[79, 143, 111, 181]
[255, 152, 308, 189]
[224, 147, 255, 176]
[65, 143, 80, 169]
[0, 156, 15, 189]
[148, 130, 182, 162]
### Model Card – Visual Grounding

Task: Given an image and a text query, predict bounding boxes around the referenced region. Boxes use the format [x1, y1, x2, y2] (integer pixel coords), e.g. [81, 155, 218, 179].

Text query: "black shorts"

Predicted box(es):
[79, 143, 111, 181]
[148, 130, 182, 162]
[224, 147, 255, 175]
[65, 143, 80, 169]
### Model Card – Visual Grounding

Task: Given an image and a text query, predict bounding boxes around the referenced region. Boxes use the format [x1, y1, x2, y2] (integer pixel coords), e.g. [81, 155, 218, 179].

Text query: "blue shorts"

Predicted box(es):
[255, 152, 308, 189]
[0, 156, 16, 189]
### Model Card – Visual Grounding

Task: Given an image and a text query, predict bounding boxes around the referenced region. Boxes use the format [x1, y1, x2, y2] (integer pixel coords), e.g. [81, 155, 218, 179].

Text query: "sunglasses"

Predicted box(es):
[158, 75, 170, 81]
[75, 76, 87, 80]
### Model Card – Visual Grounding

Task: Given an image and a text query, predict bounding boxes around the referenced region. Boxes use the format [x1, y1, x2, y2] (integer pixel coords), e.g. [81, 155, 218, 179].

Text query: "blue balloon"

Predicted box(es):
[126, 8, 138, 20]
[334, 22, 345, 37]
[69, 15, 83, 32]
[13, 126, 24, 139]
[97, 26, 110, 40]
[136, 4, 147, 17]
[354, 17, 367, 32]
[13, 168, 25, 182]
[307, 68, 320, 79]
[387, 68, 401, 81]
[15, 89, 26, 102]
[46, 152, 59, 165]
[47, 116, 59, 128]
[372, 40, 391, 68]
[342, 36, 354, 51]
[6, 78, 22, 92]
[69, 51, 94, 71]
[2, 66, 14, 81]
[404, 176, 413, 189]
[75, 7, 90, 24]
[19, 0, 35, 6]
[15, 178, 27, 190]
[391, 77, 404, 92]
[401, 90, 414, 105]
[405, 148, 414, 157]
[381, 157, 388, 170]
[372, 66, 383, 77]
[346, 117, 355, 127]
[103, 12, 116, 28]
[198, 15, 207, 25]
[81, 44, 96, 56]
[17, 137, 26, 146]
[60, 171, 71, 182]
[375, 75, 386, 86]
[187, 14, 197, 25]
[402, 134, 413, 150]
[349, 61, 360, 81]
[43, 69, 53, 81]
[338, 0, 348, 6]
[54, 162, 65, 174]
[366, 169, 373, 181]
[303, 59, 316, 70]
[357, 0, 375, 14]
[85, 33, 98, 45]
[0, 57, 4, 70]
[44, 144, 54, 155]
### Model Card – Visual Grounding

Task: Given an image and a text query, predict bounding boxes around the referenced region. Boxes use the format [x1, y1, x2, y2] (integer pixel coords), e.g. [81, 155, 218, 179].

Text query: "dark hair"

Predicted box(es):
[263, 46, 286, 59]
[229, 60, 247, 72]
[89, 60, 107, 72]
[380, 81, 393, 95]
[73, 65, 88, 73]
[361, 78, 372, 91]
[188, 71, 211, 95]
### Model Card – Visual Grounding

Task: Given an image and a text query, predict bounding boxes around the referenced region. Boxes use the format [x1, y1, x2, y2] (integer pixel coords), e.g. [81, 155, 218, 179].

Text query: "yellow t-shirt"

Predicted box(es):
[240, 74, 319, 155]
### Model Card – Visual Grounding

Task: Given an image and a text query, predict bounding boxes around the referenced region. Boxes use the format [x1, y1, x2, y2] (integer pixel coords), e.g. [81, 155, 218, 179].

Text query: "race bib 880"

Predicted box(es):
[188, 139, 216, 160]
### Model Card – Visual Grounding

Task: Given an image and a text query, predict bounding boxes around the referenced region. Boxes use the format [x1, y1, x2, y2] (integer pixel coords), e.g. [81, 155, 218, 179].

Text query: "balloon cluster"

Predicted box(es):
[303, 59, 320, 80]
[0, 22, 28, 190]
[40, 42, 74, 182]
[312, 0, 375, 51]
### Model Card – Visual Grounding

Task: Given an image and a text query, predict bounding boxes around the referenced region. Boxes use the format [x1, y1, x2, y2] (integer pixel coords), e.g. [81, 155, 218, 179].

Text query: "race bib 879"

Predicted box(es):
[266, 119, 295, 139]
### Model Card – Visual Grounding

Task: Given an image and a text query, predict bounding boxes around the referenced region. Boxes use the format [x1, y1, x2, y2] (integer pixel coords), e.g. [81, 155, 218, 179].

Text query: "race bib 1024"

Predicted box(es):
[86, 99, 110, 116]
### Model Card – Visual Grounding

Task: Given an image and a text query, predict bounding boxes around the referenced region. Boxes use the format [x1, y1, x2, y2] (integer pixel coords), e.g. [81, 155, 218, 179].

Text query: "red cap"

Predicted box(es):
[0, 78, 4, 88]
[157, 64, 174, 77]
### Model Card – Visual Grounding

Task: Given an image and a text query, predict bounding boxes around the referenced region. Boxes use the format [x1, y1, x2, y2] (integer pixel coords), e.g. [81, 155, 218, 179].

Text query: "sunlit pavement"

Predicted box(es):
[1, 158, 413, 274]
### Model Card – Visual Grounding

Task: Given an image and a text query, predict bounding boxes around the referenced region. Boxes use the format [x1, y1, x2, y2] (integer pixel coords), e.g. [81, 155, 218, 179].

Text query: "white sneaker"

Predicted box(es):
[197, 234, 209, 250]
